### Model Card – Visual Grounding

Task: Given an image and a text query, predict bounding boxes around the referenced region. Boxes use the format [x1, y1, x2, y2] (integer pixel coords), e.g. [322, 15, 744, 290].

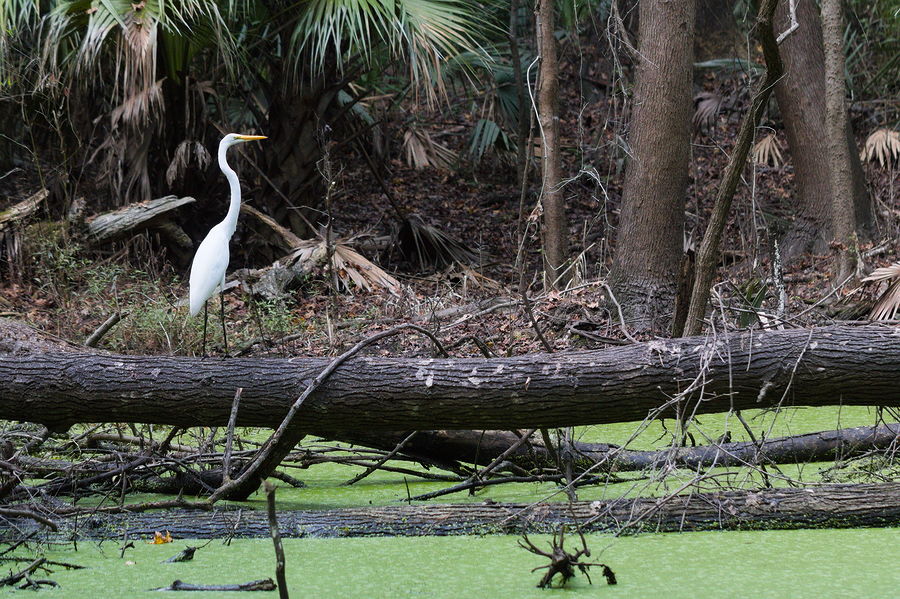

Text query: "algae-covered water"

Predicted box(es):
[7, 406, 899, 597]
[22, 528, 900, 598]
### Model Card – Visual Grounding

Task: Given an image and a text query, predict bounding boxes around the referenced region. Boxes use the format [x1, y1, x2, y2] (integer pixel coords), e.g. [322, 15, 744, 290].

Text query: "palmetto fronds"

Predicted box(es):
[283, 239, 401, 295]
[752, 133, 783, 167]
[39, 0, 234, 203]
[289, 0, 486, 101]
[166, 139, 212, 187]
[403, 125, 457, 170]
[692, 92, 723, 132]
[863, 262, 900, 320]
[860, 128, 900, 168]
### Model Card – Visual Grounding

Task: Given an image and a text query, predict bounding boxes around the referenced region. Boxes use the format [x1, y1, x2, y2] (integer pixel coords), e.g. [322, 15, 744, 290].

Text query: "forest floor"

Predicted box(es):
[1, 59, 898, 360]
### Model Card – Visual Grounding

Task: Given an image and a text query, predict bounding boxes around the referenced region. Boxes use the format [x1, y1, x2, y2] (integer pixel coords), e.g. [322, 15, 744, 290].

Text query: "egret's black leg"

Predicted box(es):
[202, 302, 209, 358]
[220, 291, 229, 357]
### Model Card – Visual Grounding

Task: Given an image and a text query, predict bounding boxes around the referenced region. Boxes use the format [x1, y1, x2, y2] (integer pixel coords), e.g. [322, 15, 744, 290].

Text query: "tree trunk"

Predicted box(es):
[9, 482, 900, 538]
[3, 323, 900, 433]
[821, 0, 857, 281]
[774, 0, 873, 260]
[536, 0, 568, 289]
[609, 0, 695, 332]
[263, 70, 341, 237]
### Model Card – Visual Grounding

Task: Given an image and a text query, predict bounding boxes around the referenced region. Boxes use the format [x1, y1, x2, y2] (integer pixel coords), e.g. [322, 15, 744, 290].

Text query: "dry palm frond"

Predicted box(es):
[860, 128, 900, 168]
[331, 244, 401, 294]
[402, 126, 457, 170]
[692, 92, 723, 132]
[752, 133, 783, 167]
[166, 140, 212, 187]
[283, 239, 401, 295]
[863, 262, 900, 320]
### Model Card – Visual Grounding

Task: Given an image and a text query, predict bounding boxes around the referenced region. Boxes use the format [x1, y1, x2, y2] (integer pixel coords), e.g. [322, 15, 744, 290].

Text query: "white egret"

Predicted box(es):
[189, 133, 266, 355]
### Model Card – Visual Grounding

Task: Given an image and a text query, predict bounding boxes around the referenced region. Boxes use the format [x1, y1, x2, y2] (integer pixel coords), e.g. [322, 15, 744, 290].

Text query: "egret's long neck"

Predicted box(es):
[218, 141, 241, 237]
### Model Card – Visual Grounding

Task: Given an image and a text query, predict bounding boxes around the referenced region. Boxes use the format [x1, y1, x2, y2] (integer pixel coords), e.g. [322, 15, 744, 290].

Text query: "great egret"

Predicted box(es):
[189, 133, 266, 355]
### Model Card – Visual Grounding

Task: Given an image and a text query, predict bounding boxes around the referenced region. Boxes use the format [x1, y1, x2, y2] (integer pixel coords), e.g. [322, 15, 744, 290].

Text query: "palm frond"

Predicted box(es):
[0, 0, 41, 81]
[166, 139, 211, 186]
[752, 133, 783, 167]
[283, 239, 401, 295]
[860, 128, 900, 168]
[468, 118, 513, 163]
[398, 215, 480, 270]
[692, 92, 723, 132]
[863, 262, 900, 320]
[403, 125, 457, 170]
[288, 0, 488, 102]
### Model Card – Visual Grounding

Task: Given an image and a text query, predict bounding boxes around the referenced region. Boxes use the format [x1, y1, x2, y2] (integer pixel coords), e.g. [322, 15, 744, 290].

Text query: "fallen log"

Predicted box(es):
[1, 324, 899, 433]
[335, 423, 900, 472]
[84, 195, 195, 245]
[7, 482, 900, 539]
[0, 189, 49, 230]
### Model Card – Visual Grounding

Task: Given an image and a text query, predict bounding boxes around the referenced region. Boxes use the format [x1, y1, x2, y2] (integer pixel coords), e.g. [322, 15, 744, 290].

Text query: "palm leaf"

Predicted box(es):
[692, 92, 723, 132]
[863, 262, 900, 320]
[752, 133, 783, 167]
[282, 238, 401, 295]
[860, 128, 900, 168]
[398, 215, 480, 270]
[288, 0, 487, 101]
[402, 125, 457, 170]
[468, 118, 513, 162]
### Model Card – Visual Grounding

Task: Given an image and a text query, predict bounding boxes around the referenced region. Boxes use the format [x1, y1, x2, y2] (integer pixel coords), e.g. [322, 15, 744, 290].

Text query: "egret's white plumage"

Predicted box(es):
[188, 133, 266, 346]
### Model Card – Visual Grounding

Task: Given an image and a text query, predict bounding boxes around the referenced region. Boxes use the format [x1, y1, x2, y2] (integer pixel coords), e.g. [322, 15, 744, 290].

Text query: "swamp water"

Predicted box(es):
[24, 529, 900, 598]
[9, 406, 900, 597]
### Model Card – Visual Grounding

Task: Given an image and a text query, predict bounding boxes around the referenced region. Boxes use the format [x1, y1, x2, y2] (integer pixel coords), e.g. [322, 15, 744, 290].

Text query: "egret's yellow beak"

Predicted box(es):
[235, 134, 267, 141]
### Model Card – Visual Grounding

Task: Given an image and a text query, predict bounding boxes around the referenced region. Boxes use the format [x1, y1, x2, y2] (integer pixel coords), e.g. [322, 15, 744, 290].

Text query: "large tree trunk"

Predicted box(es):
[2, 324, 900, 433]
[774, 0, 873, 260]
[609, 0, 695, 332]
[8, 482, 900, 538]
[536, 0, 569, 289]
[263, 67, 342, 237]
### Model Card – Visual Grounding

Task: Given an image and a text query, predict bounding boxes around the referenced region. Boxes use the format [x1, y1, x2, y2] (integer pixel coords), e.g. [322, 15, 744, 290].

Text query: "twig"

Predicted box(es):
[475, 429, 538, 481]
[84, 312, 127, 347]
[0, 558, 46, 587]
[600, 282, 638, 343]
[521, 292, 553, 352]
[264, 481, 289, 599]
[410, 473, 576, 501]
[344, 432, 418, 486]
[776, 0, 799, 44]
[222, 388, 243, 484]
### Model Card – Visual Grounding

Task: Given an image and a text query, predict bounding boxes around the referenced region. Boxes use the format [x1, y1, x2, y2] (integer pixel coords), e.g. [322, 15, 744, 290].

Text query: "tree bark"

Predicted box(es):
[821, 0, 857, 281]
[774, 0, 873, 260]
[609, 0, 695, 332]
[2, 323, 900, 433]
[9, 482, 900, 538]
[536, 0, 569, 289]
[262, 57, 342, 236]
